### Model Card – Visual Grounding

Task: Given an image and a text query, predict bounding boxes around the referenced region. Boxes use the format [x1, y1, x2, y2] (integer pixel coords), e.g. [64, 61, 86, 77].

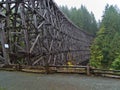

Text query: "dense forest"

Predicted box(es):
[60, 5, 120, 70]
[60, 5, 98, 35]
[90, 5, 120, 70]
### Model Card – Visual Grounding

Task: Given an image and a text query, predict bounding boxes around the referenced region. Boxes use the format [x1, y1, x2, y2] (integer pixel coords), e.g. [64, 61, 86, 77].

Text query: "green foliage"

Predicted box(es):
[90, 45, 103, 68]
[90, 27, 105, 68]
[90, 5, 120, 69]
[0, 87, 6, 90]
[112, 55, 120, 70]
[60, 5, 98, 35]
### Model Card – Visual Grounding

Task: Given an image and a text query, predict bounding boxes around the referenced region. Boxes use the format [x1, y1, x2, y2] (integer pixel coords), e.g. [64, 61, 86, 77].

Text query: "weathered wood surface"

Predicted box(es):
[0, 64, 120, 78]
[0, 0, 93, 66]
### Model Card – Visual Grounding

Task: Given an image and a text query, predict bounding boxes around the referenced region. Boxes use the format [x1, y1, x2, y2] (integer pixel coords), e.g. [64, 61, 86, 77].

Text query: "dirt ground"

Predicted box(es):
[0, 71, 120, 90]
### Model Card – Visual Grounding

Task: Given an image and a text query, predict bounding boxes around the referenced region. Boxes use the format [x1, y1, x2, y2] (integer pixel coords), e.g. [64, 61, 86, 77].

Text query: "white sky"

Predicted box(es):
[54, 0, 120, 21]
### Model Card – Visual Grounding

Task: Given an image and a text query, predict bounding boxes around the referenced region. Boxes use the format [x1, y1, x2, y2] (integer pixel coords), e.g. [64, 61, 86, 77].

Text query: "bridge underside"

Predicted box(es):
[0, 0, 93, 66]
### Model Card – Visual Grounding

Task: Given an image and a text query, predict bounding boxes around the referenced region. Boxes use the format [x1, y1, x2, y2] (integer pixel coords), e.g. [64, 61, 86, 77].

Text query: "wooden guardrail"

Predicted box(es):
[92, 68, 120, 78]
[0, 64, 120, 78]
[49, 65, 120, 78]
[49, 65, 90, 74]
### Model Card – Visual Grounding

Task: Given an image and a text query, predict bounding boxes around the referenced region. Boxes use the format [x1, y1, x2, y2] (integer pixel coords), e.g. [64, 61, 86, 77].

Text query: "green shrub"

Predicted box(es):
[112, 55, 120, 70]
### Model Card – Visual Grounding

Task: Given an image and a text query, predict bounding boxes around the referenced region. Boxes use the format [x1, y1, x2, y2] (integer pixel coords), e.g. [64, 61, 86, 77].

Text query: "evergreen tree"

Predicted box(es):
[90, 5, 120, 69]
[60, 5, 98, 35]
[90, 27, 105, 68]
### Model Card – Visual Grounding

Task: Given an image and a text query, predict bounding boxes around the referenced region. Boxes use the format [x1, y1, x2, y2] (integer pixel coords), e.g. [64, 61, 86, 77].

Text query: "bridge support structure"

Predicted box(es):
[0, 0, 93, 66]
[0, 13, 10, 65]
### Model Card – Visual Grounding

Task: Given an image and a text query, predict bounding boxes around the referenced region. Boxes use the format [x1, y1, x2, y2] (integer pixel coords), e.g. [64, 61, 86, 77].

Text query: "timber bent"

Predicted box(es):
[0, 0, 93, 66]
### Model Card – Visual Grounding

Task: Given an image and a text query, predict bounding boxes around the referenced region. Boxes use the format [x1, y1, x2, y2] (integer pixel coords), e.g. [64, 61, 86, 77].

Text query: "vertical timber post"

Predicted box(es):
[20, 2, 31, 65]
[86, 64, 90, 76]
[0, 20, 10, 65]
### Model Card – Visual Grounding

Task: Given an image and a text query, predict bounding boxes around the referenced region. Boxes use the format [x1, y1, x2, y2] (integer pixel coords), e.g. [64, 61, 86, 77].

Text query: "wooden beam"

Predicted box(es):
[30, 34, 40, 53]
[32, 57, 43, 66]
[0, 22, 10, 65]
[0, 0, 93, 66]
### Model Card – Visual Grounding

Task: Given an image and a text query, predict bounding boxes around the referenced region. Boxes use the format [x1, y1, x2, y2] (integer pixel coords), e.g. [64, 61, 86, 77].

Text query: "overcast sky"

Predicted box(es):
[54, 0, 120, 21]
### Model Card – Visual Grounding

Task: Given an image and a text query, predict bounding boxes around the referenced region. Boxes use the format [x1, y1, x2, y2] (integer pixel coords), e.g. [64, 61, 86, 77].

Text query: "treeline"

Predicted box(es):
[90, 5, 120, 70]
[60, 5, 98, 35]
[60, 5, 120, 70]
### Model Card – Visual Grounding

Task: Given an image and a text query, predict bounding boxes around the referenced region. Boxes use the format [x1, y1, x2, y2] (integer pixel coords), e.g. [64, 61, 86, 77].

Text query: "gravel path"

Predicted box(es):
[0, 71, 120, 90]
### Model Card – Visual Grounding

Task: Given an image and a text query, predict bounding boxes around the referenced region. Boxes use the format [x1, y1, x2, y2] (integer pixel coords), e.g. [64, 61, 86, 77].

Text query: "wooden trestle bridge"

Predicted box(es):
[0, 0, 93, 67]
